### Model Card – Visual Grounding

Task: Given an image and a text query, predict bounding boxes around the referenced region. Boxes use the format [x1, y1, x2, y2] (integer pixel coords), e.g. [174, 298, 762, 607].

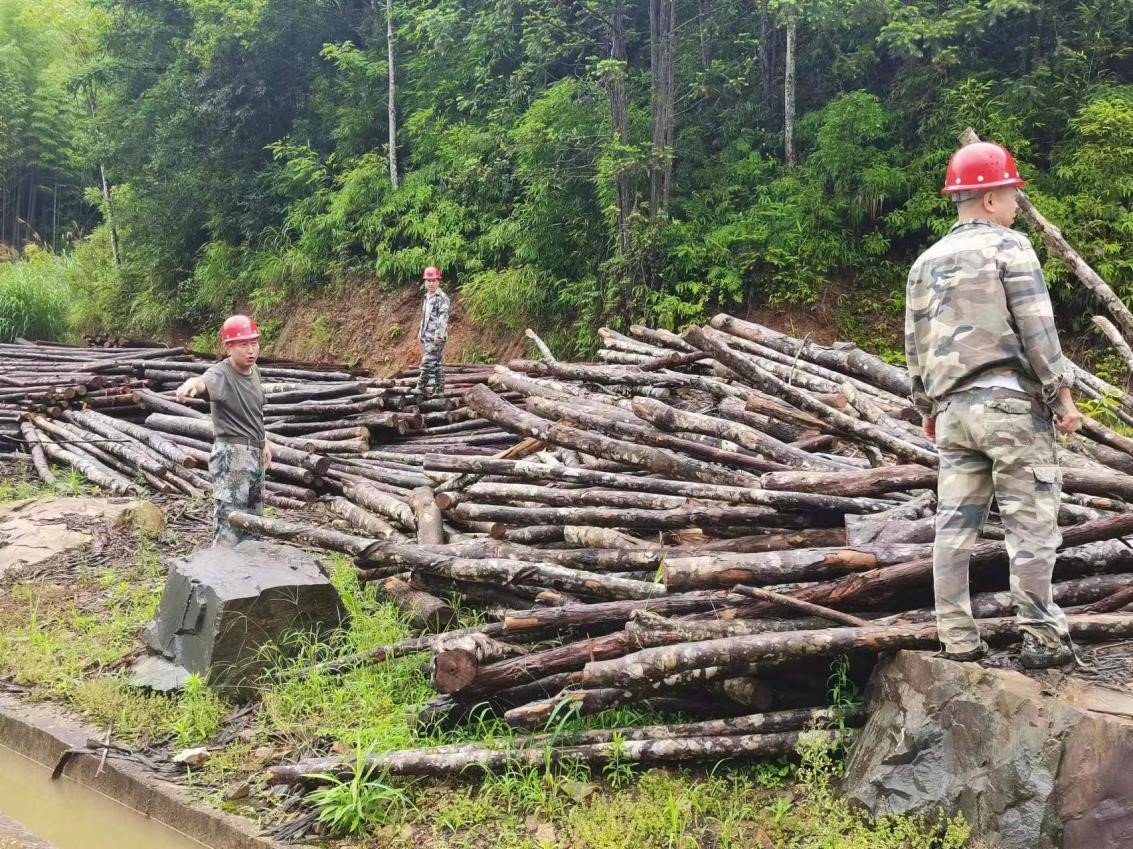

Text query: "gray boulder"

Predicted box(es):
[135, 540, 348, 696]
[842, 650, 1133, 849]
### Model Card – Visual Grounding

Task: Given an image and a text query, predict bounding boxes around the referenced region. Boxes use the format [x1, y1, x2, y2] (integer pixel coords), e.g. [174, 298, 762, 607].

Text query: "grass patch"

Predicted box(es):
[0, 246, 74, 343]
[0, 466, 92, 503]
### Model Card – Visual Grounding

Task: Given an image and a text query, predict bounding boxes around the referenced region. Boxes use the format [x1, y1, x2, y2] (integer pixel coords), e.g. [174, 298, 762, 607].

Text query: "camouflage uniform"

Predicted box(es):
[209, 440, 265, 546]
[417, 288, 450, 395]
[905, 218, 1075, 653]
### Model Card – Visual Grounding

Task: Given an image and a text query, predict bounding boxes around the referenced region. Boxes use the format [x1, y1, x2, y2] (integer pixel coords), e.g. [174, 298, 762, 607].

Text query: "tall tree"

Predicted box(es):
[384, 0, 399, 188]
[649, 0, 676, 213]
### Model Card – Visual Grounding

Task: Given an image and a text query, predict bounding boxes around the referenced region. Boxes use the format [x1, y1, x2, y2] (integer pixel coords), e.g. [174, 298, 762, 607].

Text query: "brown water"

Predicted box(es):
[0, 744, 211, 849]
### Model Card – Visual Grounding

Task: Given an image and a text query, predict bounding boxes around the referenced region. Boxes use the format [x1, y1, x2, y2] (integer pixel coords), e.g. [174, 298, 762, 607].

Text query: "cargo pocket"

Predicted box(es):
[1032, 465, 1062, 493]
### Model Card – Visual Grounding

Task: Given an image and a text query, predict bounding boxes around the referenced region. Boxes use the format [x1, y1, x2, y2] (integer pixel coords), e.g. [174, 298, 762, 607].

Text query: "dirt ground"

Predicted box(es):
[270, 283, 530, 377]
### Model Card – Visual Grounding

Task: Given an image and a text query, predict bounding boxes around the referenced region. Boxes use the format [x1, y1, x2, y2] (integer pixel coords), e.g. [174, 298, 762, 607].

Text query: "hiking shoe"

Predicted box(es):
[936, 640, 989, 662]
[1019, 633, 1074, 670]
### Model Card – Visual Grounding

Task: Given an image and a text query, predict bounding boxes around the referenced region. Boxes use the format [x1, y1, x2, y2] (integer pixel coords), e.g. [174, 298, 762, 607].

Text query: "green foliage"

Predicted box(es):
[308, 741, 415, 836]
[0, 246, 73, 342]
[7, 0, 1133, 352]
[172, 673, 229, 747]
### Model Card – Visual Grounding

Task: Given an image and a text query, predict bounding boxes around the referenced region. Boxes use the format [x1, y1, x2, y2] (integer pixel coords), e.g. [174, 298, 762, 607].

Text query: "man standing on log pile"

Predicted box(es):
[175, 315, 269, 545]
[905, 141, 1083, 669]
[416, 265, 450, 398]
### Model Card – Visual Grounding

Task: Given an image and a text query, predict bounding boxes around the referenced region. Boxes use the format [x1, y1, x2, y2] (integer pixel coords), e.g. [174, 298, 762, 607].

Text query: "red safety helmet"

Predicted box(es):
[219, 315, 261, 345]
[423, 266, 442, 281]
[942, 142, 1026, 194]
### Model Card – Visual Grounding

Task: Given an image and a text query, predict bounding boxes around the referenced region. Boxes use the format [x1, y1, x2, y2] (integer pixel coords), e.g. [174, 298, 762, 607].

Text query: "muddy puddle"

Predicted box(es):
[0, 744, 211, 849]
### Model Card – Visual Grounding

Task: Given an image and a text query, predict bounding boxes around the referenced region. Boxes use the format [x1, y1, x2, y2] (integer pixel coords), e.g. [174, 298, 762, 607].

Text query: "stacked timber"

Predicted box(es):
[133, 314, 1133, 784]
[0, 342, 511, 505]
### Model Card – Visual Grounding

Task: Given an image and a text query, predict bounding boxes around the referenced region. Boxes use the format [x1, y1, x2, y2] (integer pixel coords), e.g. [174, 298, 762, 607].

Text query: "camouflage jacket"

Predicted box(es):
[904, 218, 1074, 416]
[418, 289, 450, 342]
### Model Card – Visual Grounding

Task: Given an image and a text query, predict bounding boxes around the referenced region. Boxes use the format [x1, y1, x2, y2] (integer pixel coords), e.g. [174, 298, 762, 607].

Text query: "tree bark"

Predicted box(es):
[226, 511, 374, 555]
[266, 730, 833, 783]
[783, 11, 796, 166]
[380, 575, 454, 632]
[386, 0, 400, 188]
[661, 544, 930, 591]
[464, 384, 760, 488]
[582, 614, 1133, 690]
[687, 326, 937, 466]
[709, 314, 911, 399]
[356, 541, 665, 601]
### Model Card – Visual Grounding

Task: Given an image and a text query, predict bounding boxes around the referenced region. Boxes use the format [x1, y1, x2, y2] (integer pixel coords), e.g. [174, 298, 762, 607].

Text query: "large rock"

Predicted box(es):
[136, 541, 348, 696]
[842, 650, 1133, 849]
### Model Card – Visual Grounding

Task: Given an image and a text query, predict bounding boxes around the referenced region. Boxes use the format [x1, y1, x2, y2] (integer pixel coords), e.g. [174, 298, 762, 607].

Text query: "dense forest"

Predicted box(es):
[0, 0, 1130, 354]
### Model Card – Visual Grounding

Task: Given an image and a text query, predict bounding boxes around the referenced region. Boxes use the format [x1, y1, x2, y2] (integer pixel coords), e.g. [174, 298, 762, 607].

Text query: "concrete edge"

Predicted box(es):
[0, 692, 284, 849]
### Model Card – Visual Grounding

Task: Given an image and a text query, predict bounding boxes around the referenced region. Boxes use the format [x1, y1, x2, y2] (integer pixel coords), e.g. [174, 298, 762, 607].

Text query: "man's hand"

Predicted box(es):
[262, 443, 272, 468]
[1054, 387, 1082, 436]
[176, 377, 205, 403]
[923, 417, 936, 443]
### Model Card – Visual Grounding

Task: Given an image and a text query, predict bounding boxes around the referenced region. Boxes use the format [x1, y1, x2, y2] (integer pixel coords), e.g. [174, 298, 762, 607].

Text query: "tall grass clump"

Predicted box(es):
[0, 246, 73, 342]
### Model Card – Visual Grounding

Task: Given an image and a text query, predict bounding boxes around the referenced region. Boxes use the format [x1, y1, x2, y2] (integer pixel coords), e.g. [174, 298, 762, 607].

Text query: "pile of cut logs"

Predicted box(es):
[8, 316, 1133, 782]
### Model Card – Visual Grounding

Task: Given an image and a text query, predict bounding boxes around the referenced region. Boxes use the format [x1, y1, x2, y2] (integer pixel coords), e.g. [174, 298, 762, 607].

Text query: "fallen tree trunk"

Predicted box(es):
[380, 576, 455, 632]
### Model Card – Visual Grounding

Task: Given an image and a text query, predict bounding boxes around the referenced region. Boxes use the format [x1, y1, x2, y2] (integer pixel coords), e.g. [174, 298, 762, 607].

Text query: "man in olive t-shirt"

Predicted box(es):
[176, 315, 270, 545]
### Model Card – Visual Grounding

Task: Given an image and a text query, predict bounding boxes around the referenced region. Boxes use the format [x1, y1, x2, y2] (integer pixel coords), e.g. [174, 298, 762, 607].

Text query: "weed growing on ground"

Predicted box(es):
[309, 740, 416, 836]
[0, 467, 91, 503]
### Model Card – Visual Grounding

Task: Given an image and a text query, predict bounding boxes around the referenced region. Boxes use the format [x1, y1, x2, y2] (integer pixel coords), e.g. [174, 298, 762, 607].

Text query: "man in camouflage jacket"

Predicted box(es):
[417, 266, 450, 396]
[905, 142, 1082, 669]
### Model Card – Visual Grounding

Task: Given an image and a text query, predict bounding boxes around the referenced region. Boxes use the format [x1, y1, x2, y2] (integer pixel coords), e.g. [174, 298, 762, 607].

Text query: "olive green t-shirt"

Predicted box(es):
[202, 359, 265, 446]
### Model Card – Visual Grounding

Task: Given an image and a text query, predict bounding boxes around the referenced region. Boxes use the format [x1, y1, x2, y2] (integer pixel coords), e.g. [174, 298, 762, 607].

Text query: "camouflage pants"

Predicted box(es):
[934, 388, 1069, 653]
[417, 340, 445, 395]
[209, 440, 265, 546]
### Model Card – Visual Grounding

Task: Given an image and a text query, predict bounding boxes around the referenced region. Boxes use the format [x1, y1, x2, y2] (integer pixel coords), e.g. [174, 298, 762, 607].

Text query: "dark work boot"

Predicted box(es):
[1019, 632, 1074, 670]
[936, 640, 989, 662]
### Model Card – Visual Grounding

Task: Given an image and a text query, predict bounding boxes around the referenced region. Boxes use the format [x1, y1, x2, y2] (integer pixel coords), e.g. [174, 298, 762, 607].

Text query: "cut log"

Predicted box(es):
[343, 481, 416, 530]
[410, 486, 445, 544]
[730, 584, 870, 627]
[761, 465, 936, 497]
[581, 613, 1133, 690]
[18, 421, 55, 485]
[661, 544, 931, 591]
[709, 314, 911, 399]
[324, 496, 406, 541]
[464, 384, 760, 488]
[629, 396, 839, 470]
[226, 511, 374, 555]
[424, 455, 896, 514]
[379, 576, 455, 632]
[265, 729, 835, 783]
[355, 542, 665, 601]
[686, 326, 937, 466]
